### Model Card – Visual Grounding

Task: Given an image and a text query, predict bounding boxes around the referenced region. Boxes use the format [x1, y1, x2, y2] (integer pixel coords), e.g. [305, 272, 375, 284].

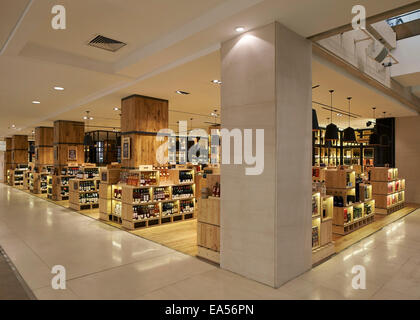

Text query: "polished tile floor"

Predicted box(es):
[1, 183, 420, 300]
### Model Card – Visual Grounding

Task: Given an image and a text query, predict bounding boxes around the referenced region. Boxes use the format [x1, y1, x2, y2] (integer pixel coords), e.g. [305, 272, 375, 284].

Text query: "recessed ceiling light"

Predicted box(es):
[176, 90, 190, 95]
[114, 107, 120, 111]
[211, 80, 222, 84]
[235, 26, 245, 32]
[54, 86, 64, 91]
[32, 101, 40, 104]
[11, 125, 16, 128]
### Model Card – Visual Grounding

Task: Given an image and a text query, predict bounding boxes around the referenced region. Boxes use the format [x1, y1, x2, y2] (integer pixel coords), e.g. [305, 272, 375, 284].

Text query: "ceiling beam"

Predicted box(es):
[312, 42, 420, 114]
[308, 1, 420, 42]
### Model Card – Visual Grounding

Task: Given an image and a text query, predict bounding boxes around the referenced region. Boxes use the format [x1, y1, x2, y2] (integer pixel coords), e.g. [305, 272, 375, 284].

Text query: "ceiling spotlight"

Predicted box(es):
[11, 124, 16, 128]
[176, 90, 190, 95]
[337, 113, 343, 117]
[54, 86, 64, 91]
[211, 80, 222, 84]
[32, 101, 40, 104]
[235, 26, 245, 32]
[114, 107, 120, 111]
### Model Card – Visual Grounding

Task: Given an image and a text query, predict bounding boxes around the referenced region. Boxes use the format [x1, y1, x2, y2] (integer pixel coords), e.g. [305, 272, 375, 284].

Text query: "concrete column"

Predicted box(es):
[220, 22, 312, 287]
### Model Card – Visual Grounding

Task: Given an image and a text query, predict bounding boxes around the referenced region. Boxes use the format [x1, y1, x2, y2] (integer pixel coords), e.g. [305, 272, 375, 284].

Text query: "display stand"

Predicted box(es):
[197, 174, 220, 264]
[370, 167, 405, 215]
[120, 169, 195, 230]
[51, 166, 80, 200]
[99, 166, 122, 223]
[69, 178, 100, 211]
[312, 193, 334, 265]
[326, 168, 375, 235]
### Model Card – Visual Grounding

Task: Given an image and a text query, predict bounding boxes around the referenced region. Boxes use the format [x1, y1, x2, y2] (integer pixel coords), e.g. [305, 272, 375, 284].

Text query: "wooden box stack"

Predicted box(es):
[121, 95, 168, 169]
[99, 166, 122, 223]
[325, 168, 375, 235]
[35, 127, 54, 169]
[197, 174, 220, 264]
[370, 167, 405, 215]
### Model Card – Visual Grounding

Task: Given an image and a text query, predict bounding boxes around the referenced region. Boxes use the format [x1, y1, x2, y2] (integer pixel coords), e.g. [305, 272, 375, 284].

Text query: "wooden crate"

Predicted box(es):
[320, 219, 332, 247]
[325, 169, 355, 189]
[198, 197, 220, 225]
[371, 181, 394, 195]
[333, 215, 375, 235]
[99, 183, 112, 199]
[370, 167, 398, 182]
[197, 246, 220, 264]
[197, 222, 220, 252]
[99, 198, 112, 214]
[100, 167, 121, 184]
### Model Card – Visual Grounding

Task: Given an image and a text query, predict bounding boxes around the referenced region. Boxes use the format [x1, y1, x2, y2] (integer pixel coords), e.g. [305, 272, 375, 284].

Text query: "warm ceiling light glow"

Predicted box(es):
[235, 26, 245, 32]
[54, 86, 64, 91]
[32, 101, 40, 104]
[11, 125, 16, 128]
[114, 107, 120, 111]
[211, 80, 222, 84]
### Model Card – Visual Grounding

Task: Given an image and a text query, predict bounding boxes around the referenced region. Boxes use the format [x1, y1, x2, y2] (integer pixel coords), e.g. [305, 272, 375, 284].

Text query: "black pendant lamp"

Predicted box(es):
[380, 112, 389, 146]
[343, 97, 356, 143]
[312, 109, 319, 131]
[369, 107, 380, 146]
[325, 90, 339, 141]
[83, 111, 94, 146]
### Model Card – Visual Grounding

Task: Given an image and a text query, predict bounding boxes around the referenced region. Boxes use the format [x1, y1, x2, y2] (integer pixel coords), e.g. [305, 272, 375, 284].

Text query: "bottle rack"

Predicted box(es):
[30, 172, 49, 194]
[7, 167, 29, 188]
[121, 178, 195, 230]
[197, 173, 221, 264]
[370, 167, 405, 215]
[51, 166, 80, 201]
[325, 169, 375, 235]
[69, 178, 100, 211]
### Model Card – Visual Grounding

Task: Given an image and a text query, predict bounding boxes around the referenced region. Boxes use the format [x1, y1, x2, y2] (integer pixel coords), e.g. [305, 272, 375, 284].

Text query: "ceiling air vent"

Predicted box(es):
[87, 35, 126, 52]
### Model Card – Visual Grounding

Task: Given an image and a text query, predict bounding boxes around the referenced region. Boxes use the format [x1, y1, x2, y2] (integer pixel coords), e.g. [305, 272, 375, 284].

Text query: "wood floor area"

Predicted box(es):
[132, 220, 198, 256]
[333, 203, 420, 253]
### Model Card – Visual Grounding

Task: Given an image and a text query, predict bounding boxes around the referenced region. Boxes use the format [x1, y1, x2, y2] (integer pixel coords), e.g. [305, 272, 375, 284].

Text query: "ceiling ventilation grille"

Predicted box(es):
[87, 35, 126, 52]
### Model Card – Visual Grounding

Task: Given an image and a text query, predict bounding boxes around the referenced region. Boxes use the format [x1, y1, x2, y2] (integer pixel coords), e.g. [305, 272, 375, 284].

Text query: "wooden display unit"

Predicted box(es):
[370, 167, 405, 215]
[325, 168, 375, 235]
[50, 166, 80, 200]
[99, 166, 123, 223]
[7, 166, 29, 188]
[3, 138, 12, 181]
[30, 172, 49, 194]
[312, 194, 334, 265]
[197, 174, 220, 264]
[120, 169, 196, 230]
[69, 178, 100, 211]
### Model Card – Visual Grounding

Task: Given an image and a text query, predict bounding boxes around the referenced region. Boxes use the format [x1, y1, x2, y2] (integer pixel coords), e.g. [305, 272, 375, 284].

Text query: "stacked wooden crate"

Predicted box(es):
[99, 166, 122, 223]
[370, 167, 405, 215]
[197, 174, 220, 264]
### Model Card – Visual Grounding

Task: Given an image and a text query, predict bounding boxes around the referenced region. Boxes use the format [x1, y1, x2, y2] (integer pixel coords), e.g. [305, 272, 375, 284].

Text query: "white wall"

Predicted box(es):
[391, 35, 420, 78]
[396, 116, 420, 204]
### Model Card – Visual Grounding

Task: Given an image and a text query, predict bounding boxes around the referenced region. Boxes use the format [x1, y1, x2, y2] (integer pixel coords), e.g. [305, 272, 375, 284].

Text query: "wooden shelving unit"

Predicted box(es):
[30, 172, 49, 194]
[50, 166, 80, 200]
[99, 167, 123, 224]
[7, 166, 28, 188]
[370, 167, 405, 215]
[312, 193, 334, 265]
[120, 169, 196, 230]
[69, 178, 100, 211]
[197, 174, 220, 264]
[325, 168, 375, 235]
